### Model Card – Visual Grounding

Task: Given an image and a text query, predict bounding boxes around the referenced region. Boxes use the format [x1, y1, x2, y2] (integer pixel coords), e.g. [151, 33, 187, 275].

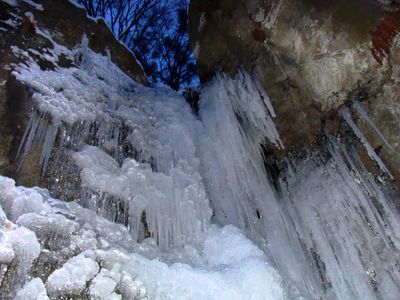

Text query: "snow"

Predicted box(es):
[203, 225, 265, 266]
[0, 242, 14, 264]
[21, 0, 43, 10]
[0, 205, 6, 224]
[0, 181, 42, 291]
[89, 269, 119, 300]
[117, 272, 147, 299]
[0, 18, 18, 27]
[1, 226, 41, 292]
[114, 227, 284, 300]
[17, 212, 79, 242]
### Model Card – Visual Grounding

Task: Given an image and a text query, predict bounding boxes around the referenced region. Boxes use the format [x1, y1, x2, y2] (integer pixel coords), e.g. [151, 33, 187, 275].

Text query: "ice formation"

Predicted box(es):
[0, 176, 285, 299]
[339, 106, 393, 177]
[73, 145, 210, 249]
[1, 24, 400, 300]
[279, 137, 400, 300]
[352, 99, 394, 152]
[1, 0, 44, 10]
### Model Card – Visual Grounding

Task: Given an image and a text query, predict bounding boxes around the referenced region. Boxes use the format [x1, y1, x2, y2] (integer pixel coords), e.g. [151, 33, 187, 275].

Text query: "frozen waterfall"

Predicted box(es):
[1, 38, 400, 299]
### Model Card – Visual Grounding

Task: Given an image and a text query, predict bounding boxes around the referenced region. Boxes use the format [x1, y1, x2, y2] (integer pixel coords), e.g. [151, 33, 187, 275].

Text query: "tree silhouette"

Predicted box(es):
[150, 8, 197, 90]
[77, 0, 197, 90]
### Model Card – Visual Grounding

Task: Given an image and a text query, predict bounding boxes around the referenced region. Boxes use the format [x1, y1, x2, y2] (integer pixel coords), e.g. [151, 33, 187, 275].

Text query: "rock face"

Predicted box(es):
[189, 0, 400, 185]
[0, 0, 147, 186]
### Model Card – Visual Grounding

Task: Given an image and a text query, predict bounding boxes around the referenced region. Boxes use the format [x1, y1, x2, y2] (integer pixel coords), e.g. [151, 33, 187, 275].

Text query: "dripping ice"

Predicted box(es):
[2, 34, 400, 300]
[352, 99, 395, 152]
[339, 105, 393, 178]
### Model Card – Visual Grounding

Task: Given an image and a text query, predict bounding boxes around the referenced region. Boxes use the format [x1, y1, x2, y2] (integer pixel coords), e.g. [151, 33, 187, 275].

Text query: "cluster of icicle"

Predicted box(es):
[5, 31, 400, 300]
[13, 35, 214, 250]
[198, 69, 400, 299]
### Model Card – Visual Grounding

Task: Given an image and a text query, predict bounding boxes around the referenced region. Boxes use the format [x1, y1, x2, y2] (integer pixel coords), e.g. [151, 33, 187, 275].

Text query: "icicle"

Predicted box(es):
[40, 121, 59, 174]
[16, 112, 35, 159]
[352, 99, 394, 152]
[339, 106, 393, 178]
[77, 34, 94, 74]
[17, 111, 41, 171]
[219, 71, 284, 149]
[73, 146, 212, 249]
[197, 71, 316, 298]
[278, 133, 400, 300]
[7, 33, 400, 300]
[16, 110, 59, 175]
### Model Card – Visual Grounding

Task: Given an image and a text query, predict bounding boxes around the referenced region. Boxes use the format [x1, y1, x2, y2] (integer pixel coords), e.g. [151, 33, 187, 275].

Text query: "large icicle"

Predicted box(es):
[197, 72, 317, 298]
[196, 72, 400, 299]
